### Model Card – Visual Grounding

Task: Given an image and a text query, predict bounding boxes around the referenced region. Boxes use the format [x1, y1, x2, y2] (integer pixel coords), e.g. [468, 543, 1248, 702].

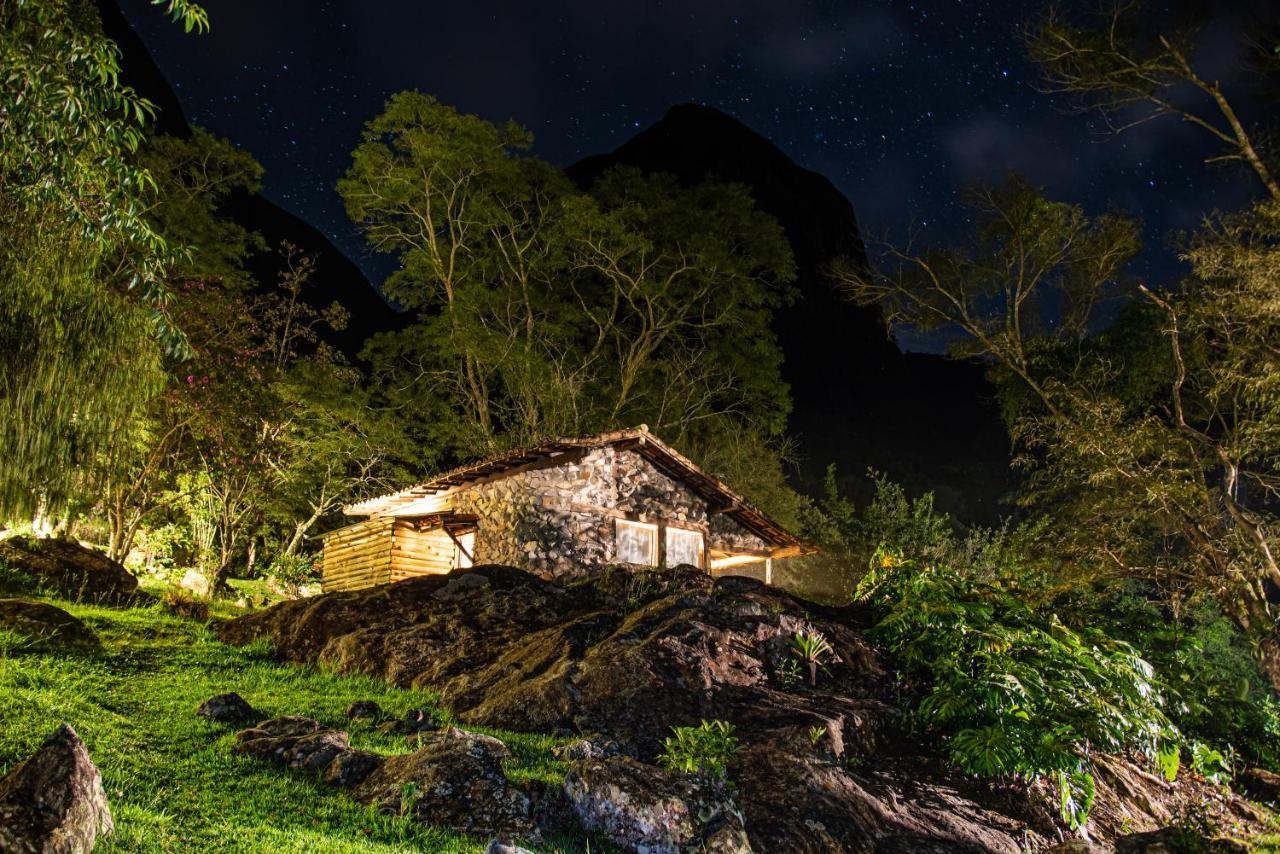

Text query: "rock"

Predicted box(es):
[196, 692, 257, 724]
[485, 839, 536, 854]
[351, 726, 537, 841]
[553, 737, 627, 762]
[0, 723, 114, 853]
[732, 745, 1027, 853]
[1238, 766, 1280, 802]
[178, 568, 211, 598]
[321, 749, 383, 788]
[1115, 828, 1249, 853]
[563, 756, 750, 854]
[374, 708, 439, 735]
[216, 565, 1268, 849]
[234, 716, 350, 774]
[432, 571, 491, 602]
[0, 599, 99, 649]
[0, 536, 141, 605]
[344, 700, 383, 721]
[1044, 843, 1111, 854]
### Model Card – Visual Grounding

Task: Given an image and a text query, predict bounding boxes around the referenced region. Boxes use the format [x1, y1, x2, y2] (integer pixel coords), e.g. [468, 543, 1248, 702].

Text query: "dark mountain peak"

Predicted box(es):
[570, 103, 866, 271]
[94, 0, 401, 359]
[571, 105, 1012, 523]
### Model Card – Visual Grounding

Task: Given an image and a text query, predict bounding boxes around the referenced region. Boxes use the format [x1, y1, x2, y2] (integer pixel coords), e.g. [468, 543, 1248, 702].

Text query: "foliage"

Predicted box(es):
[837, 173, 1280, 690]
[855, 544, 1172, 828]
[340, 92, 799, 520]
[0, 594, 582, 851]
[1025, 1, 1280, 201]
[659, 719, 741, 781]
[788, 626, 835, 687]
[1189, 741, 1232, 786]
[267, 552, 317, 597]
[0, 0, 207, 520]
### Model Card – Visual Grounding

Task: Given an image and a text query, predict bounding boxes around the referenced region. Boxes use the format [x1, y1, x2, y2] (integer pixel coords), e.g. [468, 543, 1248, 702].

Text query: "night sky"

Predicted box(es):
[121, 0, 1269, 347]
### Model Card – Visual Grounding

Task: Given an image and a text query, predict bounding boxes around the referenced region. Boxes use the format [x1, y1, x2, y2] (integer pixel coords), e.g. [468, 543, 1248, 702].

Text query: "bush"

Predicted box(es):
[267, 552, 317, 597]
[856, 546, 1172, 829]
[659, 719, 740, 781]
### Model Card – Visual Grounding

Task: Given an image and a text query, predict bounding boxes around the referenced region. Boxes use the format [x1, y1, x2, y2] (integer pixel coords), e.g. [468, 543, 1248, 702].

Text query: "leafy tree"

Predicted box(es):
[837, 175, 1280, 690]
[0, 0, 206, 521]
[341, 93, 798, 518]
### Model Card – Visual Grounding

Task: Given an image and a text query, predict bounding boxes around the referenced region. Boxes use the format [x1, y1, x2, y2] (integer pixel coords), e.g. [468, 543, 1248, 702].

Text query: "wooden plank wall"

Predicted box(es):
[388, 520, 456, 582]
[321, 517, 395, 591]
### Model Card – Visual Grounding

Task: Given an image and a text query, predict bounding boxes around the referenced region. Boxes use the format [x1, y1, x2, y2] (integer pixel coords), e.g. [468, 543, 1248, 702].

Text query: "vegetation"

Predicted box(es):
[658, 719, 740, 782]
[0, 595, 579, 851]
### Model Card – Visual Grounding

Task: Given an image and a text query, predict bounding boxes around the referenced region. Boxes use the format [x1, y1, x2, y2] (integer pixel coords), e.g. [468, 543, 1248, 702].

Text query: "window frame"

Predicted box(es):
[615, 518, 659, 566]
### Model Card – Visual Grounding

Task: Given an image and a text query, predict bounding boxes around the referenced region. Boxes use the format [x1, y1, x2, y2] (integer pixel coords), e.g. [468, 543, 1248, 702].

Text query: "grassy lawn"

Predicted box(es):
[0, 596, 581, 852]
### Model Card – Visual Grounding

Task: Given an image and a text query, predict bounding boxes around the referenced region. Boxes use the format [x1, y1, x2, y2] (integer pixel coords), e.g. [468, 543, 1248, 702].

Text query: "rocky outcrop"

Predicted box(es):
[0, 723, 114, 853]
[230, 716, 538, 843]
[1238, 766, 1280, 803]
[0, 536, 141, 605]
[565, 756, 750, 853]
[217, 565, 886, 759]
[217, 566, 1266, 850]
[352, 727, 538, 841]
[0, 599, 99, 649]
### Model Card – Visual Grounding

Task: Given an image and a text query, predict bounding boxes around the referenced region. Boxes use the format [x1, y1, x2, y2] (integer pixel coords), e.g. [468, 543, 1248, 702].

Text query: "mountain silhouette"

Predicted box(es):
[570, 105, 1013, 522]
[93, 0, 401, 359]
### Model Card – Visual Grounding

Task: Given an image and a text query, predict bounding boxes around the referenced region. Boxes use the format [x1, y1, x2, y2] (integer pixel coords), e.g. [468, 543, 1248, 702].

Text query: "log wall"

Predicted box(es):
[320, 517, 395, 591]
[388, 521, 456, 582]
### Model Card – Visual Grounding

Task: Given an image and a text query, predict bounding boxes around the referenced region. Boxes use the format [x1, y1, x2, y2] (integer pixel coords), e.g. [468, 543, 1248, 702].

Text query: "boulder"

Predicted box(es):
[0, 723, 114, 853]
[351, 726, 538, 842]
[553, 736, 627, 762]
[0, 536, 141, 605]
[344, 700, 383, 721]
[234, 716, 350, 774]
[321, 749, 383, 788]
[1238, 766, 1280, 803]
[195, 692, 257, 724]
[563, 756, 750, 854]
[485, 839, 536, 854]
[0, 599, 99, 649]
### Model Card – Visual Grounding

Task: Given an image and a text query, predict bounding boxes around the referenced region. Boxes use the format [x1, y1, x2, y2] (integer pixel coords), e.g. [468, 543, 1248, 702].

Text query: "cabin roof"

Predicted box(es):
[345, 426, 807, 553]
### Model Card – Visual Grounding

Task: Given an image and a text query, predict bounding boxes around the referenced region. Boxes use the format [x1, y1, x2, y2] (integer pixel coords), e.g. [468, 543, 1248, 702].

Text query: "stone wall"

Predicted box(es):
[445, 444, 772, 580]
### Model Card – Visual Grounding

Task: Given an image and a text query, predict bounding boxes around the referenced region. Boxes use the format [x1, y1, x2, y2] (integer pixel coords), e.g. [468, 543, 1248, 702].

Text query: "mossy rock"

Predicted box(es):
[0, 598, 100, 649]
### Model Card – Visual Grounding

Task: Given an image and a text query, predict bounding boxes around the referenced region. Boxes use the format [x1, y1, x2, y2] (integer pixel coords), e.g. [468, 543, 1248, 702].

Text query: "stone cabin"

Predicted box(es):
[319, 426, 810, 592]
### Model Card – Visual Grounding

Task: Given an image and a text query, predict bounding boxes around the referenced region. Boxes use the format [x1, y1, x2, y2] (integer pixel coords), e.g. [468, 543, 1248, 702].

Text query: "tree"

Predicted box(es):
[836, 179, 1280, 689]
[341, 93, 799, 518]
[0, 0, 207, 522]
[1026, 1, 1279, 201]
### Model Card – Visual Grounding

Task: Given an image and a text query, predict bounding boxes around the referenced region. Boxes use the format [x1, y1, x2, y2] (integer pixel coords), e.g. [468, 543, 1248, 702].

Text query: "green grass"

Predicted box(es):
[0, 597, 582, 852]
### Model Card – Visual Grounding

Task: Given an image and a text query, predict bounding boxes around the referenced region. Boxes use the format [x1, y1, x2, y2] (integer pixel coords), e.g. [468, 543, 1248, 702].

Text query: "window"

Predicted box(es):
[615, 519, 658, 565]
[665, 527, 704, 568]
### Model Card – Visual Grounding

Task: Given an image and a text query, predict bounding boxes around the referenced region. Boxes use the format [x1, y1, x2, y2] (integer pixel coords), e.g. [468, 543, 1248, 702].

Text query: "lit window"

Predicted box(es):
[616, 519, 658, 565]
[665, 527, 704, 568]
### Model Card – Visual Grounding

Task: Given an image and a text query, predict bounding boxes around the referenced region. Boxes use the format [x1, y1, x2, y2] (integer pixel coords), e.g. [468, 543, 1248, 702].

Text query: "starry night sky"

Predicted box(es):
[120, 0, 1270, 330]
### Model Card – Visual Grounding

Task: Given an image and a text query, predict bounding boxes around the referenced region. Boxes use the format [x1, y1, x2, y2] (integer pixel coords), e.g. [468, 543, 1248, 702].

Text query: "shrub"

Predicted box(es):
[856, 546, 1172, 829]
[659, 719, 740, 781]
[267, 552, 317, 597]
[788, 626, 835, 687]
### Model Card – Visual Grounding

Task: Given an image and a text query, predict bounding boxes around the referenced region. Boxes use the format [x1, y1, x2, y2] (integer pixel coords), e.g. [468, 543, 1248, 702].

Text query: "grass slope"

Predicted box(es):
[0, 596, 580, 852]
